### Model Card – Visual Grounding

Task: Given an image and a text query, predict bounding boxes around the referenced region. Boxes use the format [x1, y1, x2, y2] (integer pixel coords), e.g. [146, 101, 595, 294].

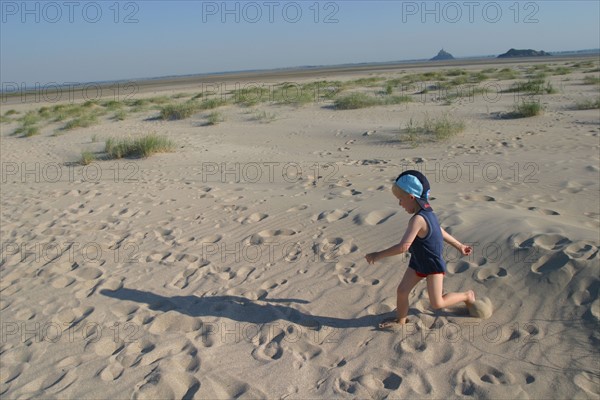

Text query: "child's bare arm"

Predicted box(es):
[441, 227, 472, 256]
[365, 215, 425, 264]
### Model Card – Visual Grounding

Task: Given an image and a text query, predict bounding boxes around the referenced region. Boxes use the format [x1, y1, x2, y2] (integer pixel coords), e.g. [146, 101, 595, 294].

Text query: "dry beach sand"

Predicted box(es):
[1, 57, 599, 399]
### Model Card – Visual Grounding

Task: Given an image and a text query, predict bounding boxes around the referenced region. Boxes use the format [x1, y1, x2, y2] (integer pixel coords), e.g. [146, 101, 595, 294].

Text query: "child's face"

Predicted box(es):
[392, 184, 418, 214]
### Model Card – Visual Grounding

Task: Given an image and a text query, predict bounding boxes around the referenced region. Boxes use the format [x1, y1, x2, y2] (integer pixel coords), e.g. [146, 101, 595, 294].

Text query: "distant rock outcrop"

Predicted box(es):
[498, 48, 552, 58]
[430, 49, 455, 61]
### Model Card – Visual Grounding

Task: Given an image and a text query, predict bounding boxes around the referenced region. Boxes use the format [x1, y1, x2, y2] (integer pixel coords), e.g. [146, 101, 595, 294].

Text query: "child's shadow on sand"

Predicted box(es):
[100, 287, 385, 329]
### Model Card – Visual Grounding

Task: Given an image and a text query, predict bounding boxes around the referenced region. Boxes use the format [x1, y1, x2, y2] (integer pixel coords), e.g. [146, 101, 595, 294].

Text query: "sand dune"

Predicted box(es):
[1, 57, 599, 399]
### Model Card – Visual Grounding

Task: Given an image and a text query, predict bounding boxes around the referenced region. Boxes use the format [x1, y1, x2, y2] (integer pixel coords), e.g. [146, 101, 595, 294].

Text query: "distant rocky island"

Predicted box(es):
[430, 49, 455, 61]
[498, 48, 552, 58]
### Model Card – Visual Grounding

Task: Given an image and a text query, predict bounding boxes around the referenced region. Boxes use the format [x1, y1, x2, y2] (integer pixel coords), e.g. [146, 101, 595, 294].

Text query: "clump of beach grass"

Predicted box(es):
[271, 83, 317, 106]
[19, 111, 41, 126]
[171, 93, 191, 99]
[402, 113, 466, 142]
[125, 98, 150, 108]
[102, 100, 124, 110]
[426, 114, 466, 139]
[148, 96, 171, 105]
[199, 98, 227, 110]
[80, 151, 97, 165]
[583, 75, 600, 85]
[252, 110, 277, 123]
[105, 133, 175, 159]
[302, 80, 345, 100]
[495, 68, 518, 80]
[383, 95, 412, 105]
[333, 93, 382, 110]
[206, 111, 224, 125]
[333, 91, 413, 110]
[13, 125, 40, 137]
[504, 79, 557, 95]
[48, 103, 88, 122]
[159, 98, 227, 120]
[159, 101, 201, 120]
[442, 86, 489, 104]
[571, 61, 595, 69]
[503, 101, 544, 118]
[12, 111, 42, 136]
[233, 87, 271, 107]
[62, 113, 99, 130]
[574, 97, 600, 110]
[112, 110, 128, 121]
[1, 110, 18, 122]
[551, 66, 572, 75]
[346, 77, 386, 88]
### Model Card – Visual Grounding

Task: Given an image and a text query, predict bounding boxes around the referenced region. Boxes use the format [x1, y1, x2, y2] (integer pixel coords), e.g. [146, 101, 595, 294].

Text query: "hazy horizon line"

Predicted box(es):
[2, 48, 599, 94]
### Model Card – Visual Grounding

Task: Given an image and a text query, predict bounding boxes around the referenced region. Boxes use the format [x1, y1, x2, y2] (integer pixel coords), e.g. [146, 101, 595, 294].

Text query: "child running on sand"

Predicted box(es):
[365, 170, 475, 329]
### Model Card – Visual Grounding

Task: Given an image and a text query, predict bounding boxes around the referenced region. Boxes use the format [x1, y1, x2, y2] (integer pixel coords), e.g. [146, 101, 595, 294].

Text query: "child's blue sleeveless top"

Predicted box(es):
[408, 209, 447, 274]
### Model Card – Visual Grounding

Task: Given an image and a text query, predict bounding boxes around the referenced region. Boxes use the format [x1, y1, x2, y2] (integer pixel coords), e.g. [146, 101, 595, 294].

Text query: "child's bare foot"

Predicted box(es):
[378, 317, 407, 329]
[465, 290, 475, 306]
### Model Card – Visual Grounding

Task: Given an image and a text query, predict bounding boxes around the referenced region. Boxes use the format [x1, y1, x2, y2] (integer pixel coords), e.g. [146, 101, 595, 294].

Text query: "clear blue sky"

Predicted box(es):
[1, 1, 599, 87]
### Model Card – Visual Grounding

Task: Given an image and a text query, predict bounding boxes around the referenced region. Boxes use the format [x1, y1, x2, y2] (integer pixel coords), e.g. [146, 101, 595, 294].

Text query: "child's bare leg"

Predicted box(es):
[379, 268, 422, 328]
[426, 274, 475, 310]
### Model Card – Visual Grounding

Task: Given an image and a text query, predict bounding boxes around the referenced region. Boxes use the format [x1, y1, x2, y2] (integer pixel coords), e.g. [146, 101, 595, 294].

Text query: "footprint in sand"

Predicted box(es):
[198, 234, 222, 245]
[153, 227, 177, 243]
[236, 212, 268, 224]
[461, 194, 496, 202]
[574, 371, 600, 397]
[51, 276, 76, 288]
[454, 362, 528, 398]
[53, 306, 94, 329]
[558, 181, 585, 195]
[337, 368, 405, 397]
[132, 368, 200, 400]
[93, 336, 125, 357]
[100, 361, 125, 381]
[251, 327, 285, 361]
[334, 375, 357, 395]
[111, 302, 139, 319]
[288, 337, 322, 368]
[529, 251, 574, 278]
[148, 311, 202, 334]
[334, 261, 363, 285]
[474, 266, 508, 283]
[394, 333, 453, 366]
[204, 375, 265, 399]
[353, 210, 396, 226]
[318, 238, 358, 262]
[19, 368, 77, 395]
[287, 204, 309, 212]
[340, 188, 362, 197]
[314, 209, 349, 223]
[527, 207, 560, 215]
[246, 229, 296, 245]
[116, 338, 156, 367]
[168, 262, 209, 289]
[258, 229, 296, 238]
[446, 260, 472, 274]
[72, 266, 104, 280]
[564, 241, 598, 260]
[533, 234, 572, 250]
[569, 279, 599, 308]
[260, 279, 288, 291]
[1, 364, 24, 385]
